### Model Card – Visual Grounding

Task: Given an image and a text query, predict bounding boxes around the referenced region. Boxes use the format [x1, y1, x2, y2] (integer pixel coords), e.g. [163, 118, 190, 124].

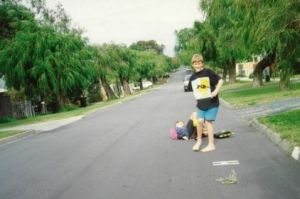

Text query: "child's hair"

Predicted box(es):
[175, 120, 185, 128]
[175, 120, 184, 125]
[192, 54, 203, 63]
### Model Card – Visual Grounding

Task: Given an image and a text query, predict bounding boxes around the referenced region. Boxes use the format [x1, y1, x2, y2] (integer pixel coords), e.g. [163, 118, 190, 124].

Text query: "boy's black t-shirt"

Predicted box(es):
[186, 68, 221, 110]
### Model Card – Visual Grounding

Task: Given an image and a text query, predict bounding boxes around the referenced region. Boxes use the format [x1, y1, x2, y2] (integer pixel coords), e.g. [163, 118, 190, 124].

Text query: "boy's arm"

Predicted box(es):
[211, 79, 223, 97]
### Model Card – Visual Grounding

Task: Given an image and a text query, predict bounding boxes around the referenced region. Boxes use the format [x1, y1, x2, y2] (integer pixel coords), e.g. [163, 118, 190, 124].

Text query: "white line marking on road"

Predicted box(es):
[212, 160, 240, 166]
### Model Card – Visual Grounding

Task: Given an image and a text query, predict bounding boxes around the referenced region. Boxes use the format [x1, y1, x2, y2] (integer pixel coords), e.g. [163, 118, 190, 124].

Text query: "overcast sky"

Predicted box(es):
[46, 0, 204, 56]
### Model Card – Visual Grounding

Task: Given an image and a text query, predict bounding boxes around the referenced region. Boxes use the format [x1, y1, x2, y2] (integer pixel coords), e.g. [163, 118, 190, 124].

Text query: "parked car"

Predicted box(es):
[183, 74, 192, 92]
[185, 68, 193, 75]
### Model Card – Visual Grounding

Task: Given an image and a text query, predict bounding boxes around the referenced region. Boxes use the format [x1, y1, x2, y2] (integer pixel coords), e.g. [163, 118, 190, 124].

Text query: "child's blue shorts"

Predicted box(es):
[197, 106, 219, 121]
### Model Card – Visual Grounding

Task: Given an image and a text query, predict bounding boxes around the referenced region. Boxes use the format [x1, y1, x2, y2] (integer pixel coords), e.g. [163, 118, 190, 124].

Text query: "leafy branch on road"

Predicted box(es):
[216, 170, 238, 185]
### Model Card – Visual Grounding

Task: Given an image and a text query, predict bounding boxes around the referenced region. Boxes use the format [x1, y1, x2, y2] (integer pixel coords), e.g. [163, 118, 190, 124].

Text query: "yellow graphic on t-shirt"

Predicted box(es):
[197, 78, 210, 95]
[191, 77, 211, 100]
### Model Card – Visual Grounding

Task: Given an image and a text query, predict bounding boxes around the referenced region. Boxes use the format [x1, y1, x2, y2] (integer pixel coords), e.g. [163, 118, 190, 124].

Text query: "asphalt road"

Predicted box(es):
[0, 71, 300, 199]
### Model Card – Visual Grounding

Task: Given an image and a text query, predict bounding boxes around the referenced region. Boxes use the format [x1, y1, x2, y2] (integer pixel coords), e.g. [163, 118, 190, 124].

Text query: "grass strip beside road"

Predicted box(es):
[0, 87, 156, 130]
[0, 130, 24, 139]
[220, 81, 300, 108]
[259, 109, 300, 146]
[220, 80, 300, 147]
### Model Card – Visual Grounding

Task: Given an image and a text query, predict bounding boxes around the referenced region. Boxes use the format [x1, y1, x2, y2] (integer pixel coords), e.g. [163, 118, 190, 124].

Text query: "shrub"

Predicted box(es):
[0, 117, 17, 124]
[249, 73, 254, 79]
[59, 104, 79, 112]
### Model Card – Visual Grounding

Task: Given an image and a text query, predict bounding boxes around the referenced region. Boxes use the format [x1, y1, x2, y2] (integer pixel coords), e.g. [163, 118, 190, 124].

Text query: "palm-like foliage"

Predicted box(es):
[107, 44, 134, 96]
[176, 0, 299, 88]
[233, 0, 300, 88]
[175, 27, 201, 66]
[0, 3, 95, 110]
[92, 44, 118, 100]
[1, 0, 176, 115]
[0, 23, 94, 106]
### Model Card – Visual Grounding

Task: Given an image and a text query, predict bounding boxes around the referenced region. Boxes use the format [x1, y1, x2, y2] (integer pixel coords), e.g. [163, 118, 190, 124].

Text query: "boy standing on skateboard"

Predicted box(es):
[186, 54, 223, 152]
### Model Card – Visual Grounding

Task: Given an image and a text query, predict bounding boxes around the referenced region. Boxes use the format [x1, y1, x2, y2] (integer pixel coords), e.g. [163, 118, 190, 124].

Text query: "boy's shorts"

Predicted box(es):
[197, 106, 219, 121]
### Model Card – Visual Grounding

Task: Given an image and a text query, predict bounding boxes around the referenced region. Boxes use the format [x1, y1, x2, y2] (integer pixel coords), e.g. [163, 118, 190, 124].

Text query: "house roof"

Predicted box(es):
[0, 88, 7, 93]
[0, 78, 7, 93]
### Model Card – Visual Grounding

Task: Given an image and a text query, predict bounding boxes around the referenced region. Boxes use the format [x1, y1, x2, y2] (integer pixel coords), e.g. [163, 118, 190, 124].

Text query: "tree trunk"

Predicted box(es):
[121, 77, 131, 96]
[116, 80, 123, 97]
[57, 94, 70, 108]
[152, 76, 158, 84]
[139, 78, 143, 90]
[99, 78, 108, 101]
[100, 76, 116, 100]
[279, 67, 292, 90]
[252, 62, 263, 87]
[252, 51, 276, 87]
[228, 59, 236, 84]
[222, 67, 228, 83]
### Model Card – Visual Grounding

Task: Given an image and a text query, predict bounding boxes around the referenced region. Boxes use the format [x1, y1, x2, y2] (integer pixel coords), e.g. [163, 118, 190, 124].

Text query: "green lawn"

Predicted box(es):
[220, 80, 300, 147]
[0, 130, 23, 139]
[220, 81, 300, 107]
[0, 100, 116, 129]
[259, 109, 300, 146]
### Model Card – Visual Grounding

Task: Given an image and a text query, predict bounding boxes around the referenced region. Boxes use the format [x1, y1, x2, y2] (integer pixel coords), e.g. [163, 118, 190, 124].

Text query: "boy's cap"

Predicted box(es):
[192, 54, 203, 63]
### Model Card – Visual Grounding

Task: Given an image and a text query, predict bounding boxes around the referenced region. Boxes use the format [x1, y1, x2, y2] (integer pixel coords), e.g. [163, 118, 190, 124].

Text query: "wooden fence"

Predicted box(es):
[0, 95, 13, 118]
[12, 100, 35, 119]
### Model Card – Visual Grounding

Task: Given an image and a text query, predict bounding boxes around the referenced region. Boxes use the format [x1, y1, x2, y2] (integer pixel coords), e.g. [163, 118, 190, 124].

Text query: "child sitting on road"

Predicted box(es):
[170, 112, 207, 140]
[175, 120, 189, 140]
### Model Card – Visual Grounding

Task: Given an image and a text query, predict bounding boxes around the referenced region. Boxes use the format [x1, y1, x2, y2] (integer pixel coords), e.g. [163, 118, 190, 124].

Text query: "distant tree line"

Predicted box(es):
[175, 0, 300, 89]
[0, 0, 179, 113]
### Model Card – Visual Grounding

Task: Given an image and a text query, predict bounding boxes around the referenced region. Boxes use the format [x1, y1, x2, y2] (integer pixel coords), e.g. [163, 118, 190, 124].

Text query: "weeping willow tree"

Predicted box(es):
[174, 22, 218, 73]
[0, 1, 95, 111]
[0, 24, 94, 106]
[176, 0, 299, 88]
[176, 0, 246, 83]
[175, 27, 203, 67]
[106, 44, 134, 96]
[91, 44, 118, 101]
[130, 40, 173, 88]
[236, 0, 300, 89]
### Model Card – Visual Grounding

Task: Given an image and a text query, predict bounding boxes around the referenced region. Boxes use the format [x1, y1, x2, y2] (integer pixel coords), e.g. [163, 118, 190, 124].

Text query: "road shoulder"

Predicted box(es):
[220, 98, 300, 163]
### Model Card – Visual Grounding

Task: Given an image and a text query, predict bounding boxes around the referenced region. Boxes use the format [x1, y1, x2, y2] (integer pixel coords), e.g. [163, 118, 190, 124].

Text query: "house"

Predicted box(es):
[0, 78, 6, 93]
[0, 78, 13, 118]
[236, 62, 255, 77]
[236, 56, 262, 78]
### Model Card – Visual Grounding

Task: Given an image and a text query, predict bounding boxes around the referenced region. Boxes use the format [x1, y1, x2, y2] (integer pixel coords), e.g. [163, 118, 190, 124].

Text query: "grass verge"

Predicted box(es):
[0, 130, 24, 139]
[221, 79, 300, 147]
[220, 81, 300, 108]
[259, 109, 300, 146]
[0, 86, 157, 130]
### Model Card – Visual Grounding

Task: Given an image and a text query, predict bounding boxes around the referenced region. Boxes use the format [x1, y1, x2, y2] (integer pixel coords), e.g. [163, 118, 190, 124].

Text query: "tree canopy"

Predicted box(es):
[0, 1, 176, 113]
[175, 0, 300, 88]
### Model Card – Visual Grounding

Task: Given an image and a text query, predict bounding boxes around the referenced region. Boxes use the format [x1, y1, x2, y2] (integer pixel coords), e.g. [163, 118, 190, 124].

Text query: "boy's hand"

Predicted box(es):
[211, 79, 223, 98]
[211, 90, 218, 98]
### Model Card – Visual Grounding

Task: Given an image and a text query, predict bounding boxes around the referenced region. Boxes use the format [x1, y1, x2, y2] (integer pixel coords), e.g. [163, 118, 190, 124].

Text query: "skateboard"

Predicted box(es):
[214, 131, 234, 139]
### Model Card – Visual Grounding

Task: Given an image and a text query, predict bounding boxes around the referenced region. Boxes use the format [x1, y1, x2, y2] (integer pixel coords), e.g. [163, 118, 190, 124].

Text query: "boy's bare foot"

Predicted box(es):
[192, 141, 202, 151]
[201, 145, 215, 152]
